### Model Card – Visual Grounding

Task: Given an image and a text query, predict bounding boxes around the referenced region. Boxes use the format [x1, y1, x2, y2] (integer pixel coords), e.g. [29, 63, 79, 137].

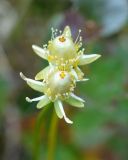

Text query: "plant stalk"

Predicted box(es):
[47, 110, 58, 160]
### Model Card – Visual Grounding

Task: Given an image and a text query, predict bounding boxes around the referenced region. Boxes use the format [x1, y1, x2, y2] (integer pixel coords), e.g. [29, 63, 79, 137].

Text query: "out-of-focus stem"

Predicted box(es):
[47, 110, 58, 160]
[33, 105, 50, 160]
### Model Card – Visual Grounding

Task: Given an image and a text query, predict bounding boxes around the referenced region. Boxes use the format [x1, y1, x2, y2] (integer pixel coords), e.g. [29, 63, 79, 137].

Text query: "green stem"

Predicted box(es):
[33, 105, 50, 160]
[47, 110, 58, 160]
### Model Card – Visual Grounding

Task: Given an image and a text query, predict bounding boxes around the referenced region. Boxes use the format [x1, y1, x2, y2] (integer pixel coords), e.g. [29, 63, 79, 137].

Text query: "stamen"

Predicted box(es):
[43, 44, 47, 47]
[48, 55, 54, 61]
[54, 29, 58, 37]
[82, 48, 85, 52]
[51, 27, 55, 40]
[78, 42, 82, 48]
[43, 44, 47, 50]
[79, 36, 82, 42]
[75, 29, 81, 44]
[59, 30, 62, 35]
[59, 36, 66, 42]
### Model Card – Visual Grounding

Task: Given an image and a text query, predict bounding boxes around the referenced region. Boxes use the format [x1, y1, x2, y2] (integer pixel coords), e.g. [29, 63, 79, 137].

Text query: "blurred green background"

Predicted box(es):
[0, 0, 128, 159]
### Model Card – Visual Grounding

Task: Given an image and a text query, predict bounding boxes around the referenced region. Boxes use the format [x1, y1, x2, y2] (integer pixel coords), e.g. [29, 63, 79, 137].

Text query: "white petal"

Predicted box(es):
[66, 93, 85, 108]
[71, 93, 85, 102]
[54, 100, 63, 119]
[32, 45, 48, 60]
[78, 54, 101, 65]
[35, 66, 51, 80]
[37, 95, 50, 109]
[55, 100, 73, 124]
[77, 78, 89, 82]
[71, 69, 78, 80]
[75, 67, 84, 80]
[63, 26, 71, 38]
[20, 72, 44, 92]
[26, 96, 44, 103]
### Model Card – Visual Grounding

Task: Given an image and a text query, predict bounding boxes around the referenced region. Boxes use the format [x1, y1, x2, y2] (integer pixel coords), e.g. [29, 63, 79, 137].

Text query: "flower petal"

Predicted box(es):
[54, 100, 63, 119]
[55, 100, 73, 124]
[78, 54, 101, 65]
[75, 67, 84, 80]
[37, 95, 50, 109]
[35, 66, 51, 80]
[63, 26, 71, 38]
[71, 69, 78, 80]
[66, 93, 85, 108]
[20, 72, 44, 92]
[26, 96, 44, 103]
[77, 78, 89, 82]
[32, 45, 48, 60]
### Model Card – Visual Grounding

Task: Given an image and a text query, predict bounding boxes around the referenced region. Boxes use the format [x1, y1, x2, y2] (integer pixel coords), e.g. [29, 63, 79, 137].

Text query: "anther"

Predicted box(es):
[75, 29, 82, 44]
[59, 36, 66, 42]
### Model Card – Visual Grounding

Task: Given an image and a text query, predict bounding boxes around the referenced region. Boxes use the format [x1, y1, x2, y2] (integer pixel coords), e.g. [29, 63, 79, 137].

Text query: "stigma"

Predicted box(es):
[60, 71, 66, 79]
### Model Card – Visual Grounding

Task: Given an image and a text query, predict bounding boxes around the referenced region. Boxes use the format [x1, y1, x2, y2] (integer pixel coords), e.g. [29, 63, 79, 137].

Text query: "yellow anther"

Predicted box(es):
[73, 59, 79, 68]
[47, 88, 51, 95]
[48, 55, 54, 61]
[59, 36, 66, 42]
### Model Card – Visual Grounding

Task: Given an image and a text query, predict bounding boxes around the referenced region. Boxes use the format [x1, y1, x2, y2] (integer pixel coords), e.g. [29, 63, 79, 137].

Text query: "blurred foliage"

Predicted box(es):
[32, 0, 72, 14]
[0, 0, 128, 160]
[0, 77, 9, 113]
[74, 0, 128, 36]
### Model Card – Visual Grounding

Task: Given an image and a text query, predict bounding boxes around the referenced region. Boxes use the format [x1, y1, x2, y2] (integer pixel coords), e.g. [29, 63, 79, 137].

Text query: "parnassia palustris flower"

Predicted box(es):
[20, 26, 101, 124]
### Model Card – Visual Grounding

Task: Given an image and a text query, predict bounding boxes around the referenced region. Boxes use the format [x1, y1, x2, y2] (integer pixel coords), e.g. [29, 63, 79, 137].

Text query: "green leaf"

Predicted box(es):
[71, 108, 113, 148]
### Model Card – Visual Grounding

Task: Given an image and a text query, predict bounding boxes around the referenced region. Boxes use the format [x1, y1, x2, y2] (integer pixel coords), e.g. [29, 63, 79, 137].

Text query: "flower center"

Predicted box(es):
[59, 36, 66, 42]
[44, 69, 76, 101]
[59, 71, 66, 79]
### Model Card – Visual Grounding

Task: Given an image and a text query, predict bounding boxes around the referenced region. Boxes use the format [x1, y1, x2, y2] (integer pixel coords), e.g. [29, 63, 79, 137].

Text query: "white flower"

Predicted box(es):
[20, 68, 85, 124]
[32, 26, 101, 81]
[20, 26, 101, 124]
